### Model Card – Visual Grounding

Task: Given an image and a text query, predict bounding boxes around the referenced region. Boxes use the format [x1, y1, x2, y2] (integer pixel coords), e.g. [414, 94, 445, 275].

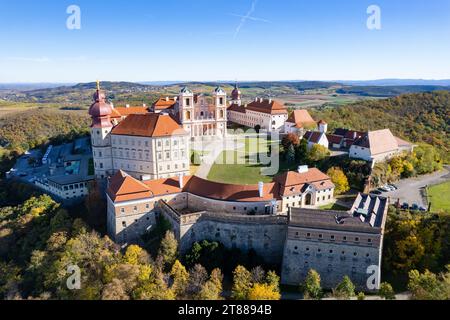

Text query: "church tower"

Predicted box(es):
[178, 87, 194, 137]
[89, 81, 114, 179]
[213, 86, 227, 137]
[230, 82, 242, 106]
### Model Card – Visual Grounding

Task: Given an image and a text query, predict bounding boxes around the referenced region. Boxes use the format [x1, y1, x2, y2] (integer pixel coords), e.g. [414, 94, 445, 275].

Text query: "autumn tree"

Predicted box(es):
[170, 260, 189, 298]
[198, 268, 223, 300]
[379, 282, 396, 300]
[408, 268, 450, 300]
[186, 264, 208, 299]
[231, 265, 253, 300]
[333, 276, 355, 300]
[326, 167, 350, 195]
[302, 269, 322, 300]
[247, 283, 281, 300]
[158, 231, 178, 270]
[282, 133, 300, 151]
[307, 144, 330, 163]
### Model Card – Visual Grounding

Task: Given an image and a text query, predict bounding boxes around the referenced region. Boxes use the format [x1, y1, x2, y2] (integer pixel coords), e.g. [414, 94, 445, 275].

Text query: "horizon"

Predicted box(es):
[1, 0, 450, 82]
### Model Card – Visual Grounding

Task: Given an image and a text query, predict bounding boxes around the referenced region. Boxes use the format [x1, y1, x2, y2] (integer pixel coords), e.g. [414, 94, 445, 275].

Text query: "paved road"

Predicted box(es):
[381, 166, 450, 208]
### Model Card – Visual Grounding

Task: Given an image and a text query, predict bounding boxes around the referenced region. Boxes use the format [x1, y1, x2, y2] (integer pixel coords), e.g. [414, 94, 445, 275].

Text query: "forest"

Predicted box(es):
[312, 91, 450, 162]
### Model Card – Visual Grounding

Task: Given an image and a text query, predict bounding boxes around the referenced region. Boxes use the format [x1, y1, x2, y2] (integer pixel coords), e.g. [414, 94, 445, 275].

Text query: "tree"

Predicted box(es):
[265, 271, 280, 293]
[186, 264, 208, 299]
[158, 231, 178, 269]
[170, 260, 189, 298]
[282, 133, 300, 151]
[101, 279, 130, 300]
[247, 283, 281, 300]
[302, 269, 322, 300]
[198, 268, 223, 300]
[326, 167, 350, 195]
[286, 144, 296, 164]
[123, 245, 150, 265]
[379, 282, 396, 300]
[333, 276, 355, 300]
[307, 144, 330, 163]
[231, 265, 253, 300]
[295, 139, 308, 162]
[408, 269, 449, 300]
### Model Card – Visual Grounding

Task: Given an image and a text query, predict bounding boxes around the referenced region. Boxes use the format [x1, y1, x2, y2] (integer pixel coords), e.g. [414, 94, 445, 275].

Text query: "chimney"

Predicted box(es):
[255, 97, 258, 102]
[143, 103, 147, 108]
[166, 97, 169, 101]
[269, 98, 272, 103]
[110, 102, 115, 109]
[173, 97, 178, 102]
[126, 104, 130, 108]
[179, 174, 184, 189]
[298, 165, 309, 174]
[258, 181, 264, 198]
[353, 132, 357, 139]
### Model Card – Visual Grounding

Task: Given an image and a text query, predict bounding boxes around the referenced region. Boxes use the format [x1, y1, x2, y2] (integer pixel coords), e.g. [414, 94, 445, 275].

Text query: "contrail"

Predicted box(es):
[230, 13, 271, 23]
[234, 0, 261, 39]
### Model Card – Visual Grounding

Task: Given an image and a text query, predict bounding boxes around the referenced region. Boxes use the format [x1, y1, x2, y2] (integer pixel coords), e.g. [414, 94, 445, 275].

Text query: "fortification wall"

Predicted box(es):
[179, 213, 288, 264]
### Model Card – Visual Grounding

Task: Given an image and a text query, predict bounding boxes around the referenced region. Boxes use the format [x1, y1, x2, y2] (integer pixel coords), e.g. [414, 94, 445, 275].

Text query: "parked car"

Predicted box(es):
[389, 184, 398, 190]
[419, 206, 427, 212]
[401, 203, 409, 210]
[410, 204, 420, 211]
[371, 190, 383, 195]
[379, 186, 391, 192]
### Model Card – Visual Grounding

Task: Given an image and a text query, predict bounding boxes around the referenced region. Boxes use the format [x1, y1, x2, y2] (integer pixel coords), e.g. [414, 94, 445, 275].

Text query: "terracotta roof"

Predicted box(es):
[246, 99, 288, 115]
[274, 168, 334, 197]
[274, 168, 332, 187]
[113, 106, 149, 117]
[144, 176, 192, 196]
[107, 170, 154, 202]
[286, 110, 316, 127]
[304, 131, 324, 144]
[152, 97, 177, 110]
[353, 129, 399, 155]
[228, 103, 246, 114]
[111, 113, 187, 137]
[183, 176, 279, 202]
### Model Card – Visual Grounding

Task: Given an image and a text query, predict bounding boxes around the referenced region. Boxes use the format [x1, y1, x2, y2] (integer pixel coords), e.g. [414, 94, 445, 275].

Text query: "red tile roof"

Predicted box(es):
[274, 168, 334, 196]
[227, 103, 246, 114]
[112, 106, 149, 118]
[111, 113, 186, 137]
[247, 99, 288, 115]
[107, 170, 154, 202]
[152, 97, 177, 110]
[327, 134, 343, 145]
[286, 110, 316, 127]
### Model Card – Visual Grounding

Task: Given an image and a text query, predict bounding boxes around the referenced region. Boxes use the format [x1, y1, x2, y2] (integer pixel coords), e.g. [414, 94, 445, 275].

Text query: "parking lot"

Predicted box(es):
[374, 166, 450, 208]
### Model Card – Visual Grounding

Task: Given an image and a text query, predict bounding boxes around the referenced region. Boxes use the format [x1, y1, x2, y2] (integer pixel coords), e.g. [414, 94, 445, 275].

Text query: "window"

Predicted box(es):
[133, 206, 138, 212]
[355, 237, 360, 242]
[306, 233, 311, 238]
[185, 98, 190, 106]
[368, 238, 372, 243]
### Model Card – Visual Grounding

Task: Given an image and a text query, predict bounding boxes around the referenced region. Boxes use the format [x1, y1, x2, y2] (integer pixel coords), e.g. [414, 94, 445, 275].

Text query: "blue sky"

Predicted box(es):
[0, 0, 450, 83]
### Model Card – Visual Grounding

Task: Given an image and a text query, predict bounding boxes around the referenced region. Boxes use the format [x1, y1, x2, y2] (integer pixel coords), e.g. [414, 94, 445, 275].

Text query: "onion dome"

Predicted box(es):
[89, 81, 113, 127]
[231, 82, 241, 100]
[214, 86, 225, 94]
[180, 87, 192, 94]
[89, 80, 112, 118]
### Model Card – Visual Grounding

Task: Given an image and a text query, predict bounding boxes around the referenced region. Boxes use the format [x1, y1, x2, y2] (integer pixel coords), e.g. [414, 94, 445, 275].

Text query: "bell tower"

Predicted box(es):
[213, 86, 227, 121]
[88, 81, 114, 179]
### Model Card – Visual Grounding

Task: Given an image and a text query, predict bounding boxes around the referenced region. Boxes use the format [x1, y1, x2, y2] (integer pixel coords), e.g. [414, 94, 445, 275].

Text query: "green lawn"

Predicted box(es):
[207, 135, 298, 185]
[428, 181, 450, 212]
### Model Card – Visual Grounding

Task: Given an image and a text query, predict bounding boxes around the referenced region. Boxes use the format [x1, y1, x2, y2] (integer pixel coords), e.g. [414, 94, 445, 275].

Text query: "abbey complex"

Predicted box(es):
[83, 82, 390, 290]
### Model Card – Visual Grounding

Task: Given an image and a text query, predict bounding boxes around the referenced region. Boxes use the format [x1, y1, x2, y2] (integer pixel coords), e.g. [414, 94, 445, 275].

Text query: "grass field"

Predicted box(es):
[207, 135, 301, 185]
[428, 181, 450, 212]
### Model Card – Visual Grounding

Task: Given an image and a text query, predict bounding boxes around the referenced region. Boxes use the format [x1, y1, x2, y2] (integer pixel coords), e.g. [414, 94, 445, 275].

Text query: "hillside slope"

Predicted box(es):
[312, 91, 450, 161]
